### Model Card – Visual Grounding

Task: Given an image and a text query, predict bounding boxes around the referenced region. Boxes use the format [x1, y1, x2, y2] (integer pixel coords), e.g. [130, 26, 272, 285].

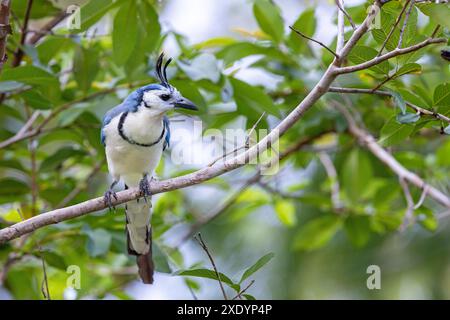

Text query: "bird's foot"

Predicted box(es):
[139, 175, 153, 203]
[104, 189, 118, 212]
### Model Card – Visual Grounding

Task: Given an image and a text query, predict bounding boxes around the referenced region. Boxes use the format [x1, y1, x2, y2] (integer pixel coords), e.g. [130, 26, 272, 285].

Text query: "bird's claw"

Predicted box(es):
[139, 176, 152, 203]
[104, 189, 118, 212]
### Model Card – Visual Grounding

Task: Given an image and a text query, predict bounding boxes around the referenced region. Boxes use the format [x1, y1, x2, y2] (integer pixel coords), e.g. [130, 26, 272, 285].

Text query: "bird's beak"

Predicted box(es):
[173, 97, 198, 111]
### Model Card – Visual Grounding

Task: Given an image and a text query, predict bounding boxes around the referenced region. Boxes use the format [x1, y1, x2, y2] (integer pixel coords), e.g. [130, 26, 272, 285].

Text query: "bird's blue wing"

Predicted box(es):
[163, 116, 170, 151]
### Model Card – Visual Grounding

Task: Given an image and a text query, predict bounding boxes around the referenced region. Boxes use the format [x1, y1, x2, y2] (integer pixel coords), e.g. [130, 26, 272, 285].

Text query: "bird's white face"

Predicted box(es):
[141, 86, 197, 115]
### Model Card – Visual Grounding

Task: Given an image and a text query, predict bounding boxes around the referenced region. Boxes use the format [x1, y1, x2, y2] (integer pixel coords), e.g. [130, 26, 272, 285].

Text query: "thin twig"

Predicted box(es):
[318, 152, 343, 212]
[0, 0, 11, 73]
[338, 37, 446, 74]
[39, 249, 51, 300]
[430, 25, 440, 38]
[328, 86, 450, 123]
[232, 280, 255, 300]
[11, 0, 33, 67]
[378, 0, 411, 56]
[399, 177, 415, 230]
[371, 73, 395, 92]
[397, 0, 415, 48]
[414, 185, 429, 210]
[194, 233, 228, 300]
[335, 0, 356, 30]
[208, 113, 266, 167]
[289, 26, 339, 59]
[336, 0, 346, 53]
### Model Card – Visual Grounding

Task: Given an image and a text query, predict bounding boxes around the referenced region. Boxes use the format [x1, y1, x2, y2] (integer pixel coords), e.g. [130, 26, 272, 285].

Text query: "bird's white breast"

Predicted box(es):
[103, 109, 165, 187]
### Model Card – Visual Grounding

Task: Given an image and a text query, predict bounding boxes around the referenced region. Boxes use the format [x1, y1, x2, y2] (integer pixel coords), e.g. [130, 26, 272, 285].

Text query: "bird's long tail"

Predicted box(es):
[125, 198, 154, 284]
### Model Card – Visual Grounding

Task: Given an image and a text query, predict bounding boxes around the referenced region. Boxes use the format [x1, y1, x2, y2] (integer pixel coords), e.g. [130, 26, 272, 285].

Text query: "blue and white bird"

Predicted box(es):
[101, 53, 198, 284]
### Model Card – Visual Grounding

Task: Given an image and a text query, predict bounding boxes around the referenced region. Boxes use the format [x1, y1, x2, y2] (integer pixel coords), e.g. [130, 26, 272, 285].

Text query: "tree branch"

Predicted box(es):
[4, 1, 431, 245]
[0, 0, 11, 73]
[328, 86, 450, 123]
[194, 234, 228, 300]
[335, 0, 356, 30]
[11, 0, 33, 67]
[289, 26, 339, 59]
[27, 10, 69, 45]
[336, 0, 346, 53]
[336, 104, 450, 209]
[377, 0, 411, 56]
[397, 0, 414, 48]
[337, 37, 446, 74]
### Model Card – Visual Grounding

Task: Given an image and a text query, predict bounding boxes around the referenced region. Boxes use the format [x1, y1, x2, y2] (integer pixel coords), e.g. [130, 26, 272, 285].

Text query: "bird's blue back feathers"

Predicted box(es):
[101, 84, 166, 145]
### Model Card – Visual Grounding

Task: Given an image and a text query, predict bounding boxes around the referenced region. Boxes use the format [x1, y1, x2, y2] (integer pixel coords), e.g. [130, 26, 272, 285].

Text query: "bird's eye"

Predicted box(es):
[160, 94, 171, 101]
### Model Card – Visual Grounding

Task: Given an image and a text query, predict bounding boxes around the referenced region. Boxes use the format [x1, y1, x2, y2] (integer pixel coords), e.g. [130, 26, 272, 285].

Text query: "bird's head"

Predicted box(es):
[133, 53, 198, 115]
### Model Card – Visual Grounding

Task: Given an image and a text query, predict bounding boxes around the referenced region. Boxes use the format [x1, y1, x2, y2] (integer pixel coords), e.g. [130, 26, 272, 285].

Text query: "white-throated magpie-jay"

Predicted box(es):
[101, 53, 198, 284]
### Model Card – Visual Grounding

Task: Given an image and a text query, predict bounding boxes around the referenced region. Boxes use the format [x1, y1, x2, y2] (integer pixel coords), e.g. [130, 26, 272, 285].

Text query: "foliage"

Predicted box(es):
[0, 0, 449, 299]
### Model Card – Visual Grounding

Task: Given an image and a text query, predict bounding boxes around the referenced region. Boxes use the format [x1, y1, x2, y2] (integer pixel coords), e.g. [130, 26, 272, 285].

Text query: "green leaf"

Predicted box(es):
[396, 112, 420, 124]
[371, 8, 400, 51]
[348, 46, 390, 74]
[153, 244, 171, 274]
[379, 116, 414, 146]
[274, 199, 297, 226]
[433, 83, 450, 106]
[12, 0, 58, 19]
[40, 147, 86, 172]
[253, 0, 284, 43]
[83, 228, 112, 257]
[175, 269, 234, 286]
[293, 215, 342, 251]
[239, 252, 275, 284]
[418, 3, 450, 29]
[388, 90, 406, 114]
[78, 0, 121, 32]
[288, 8, 316, 54]
[0, 178, 28, 197]
[344, 216, 371, 247]
[393, 63, 421, 78]
[73, 47, 99, 93]
[22, 90, 53, 109]
[416, 207, 438, 232]
[230, 77, 280, 118]
[216, 42, 286, 66]
[1, 66, 58, 86]
[113, 1, 139, 64]
[137, 0, 161, 54]
[244, 294, 256, 300]
[37, 38, 74, 65]
[0, 81, 25, 93]
[39, 250, 67, 270]
[178, 54, 221, 83]
[342, 149, 373, 201]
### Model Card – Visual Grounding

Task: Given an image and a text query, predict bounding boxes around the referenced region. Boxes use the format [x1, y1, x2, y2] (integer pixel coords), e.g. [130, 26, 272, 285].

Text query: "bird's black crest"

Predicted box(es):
[156, 53, 173, 91]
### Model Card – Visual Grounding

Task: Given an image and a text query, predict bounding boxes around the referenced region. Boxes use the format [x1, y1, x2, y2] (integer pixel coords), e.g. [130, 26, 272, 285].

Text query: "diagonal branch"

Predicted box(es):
[0, 0, 11, 73]
[378, 0, 411, 56]
[328, 86, 450, 123]
[336, 104, 450, 209]
[194, 234, 228, 300]
[335, 0, 356, 30]
[289, 26, 339, 59]
[337, 37, 446, 74]
[336, 0, 346, 53]
[11, 0, 33, 67]
[397, 0, 415, 48]
[3, 1, 431, 244]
